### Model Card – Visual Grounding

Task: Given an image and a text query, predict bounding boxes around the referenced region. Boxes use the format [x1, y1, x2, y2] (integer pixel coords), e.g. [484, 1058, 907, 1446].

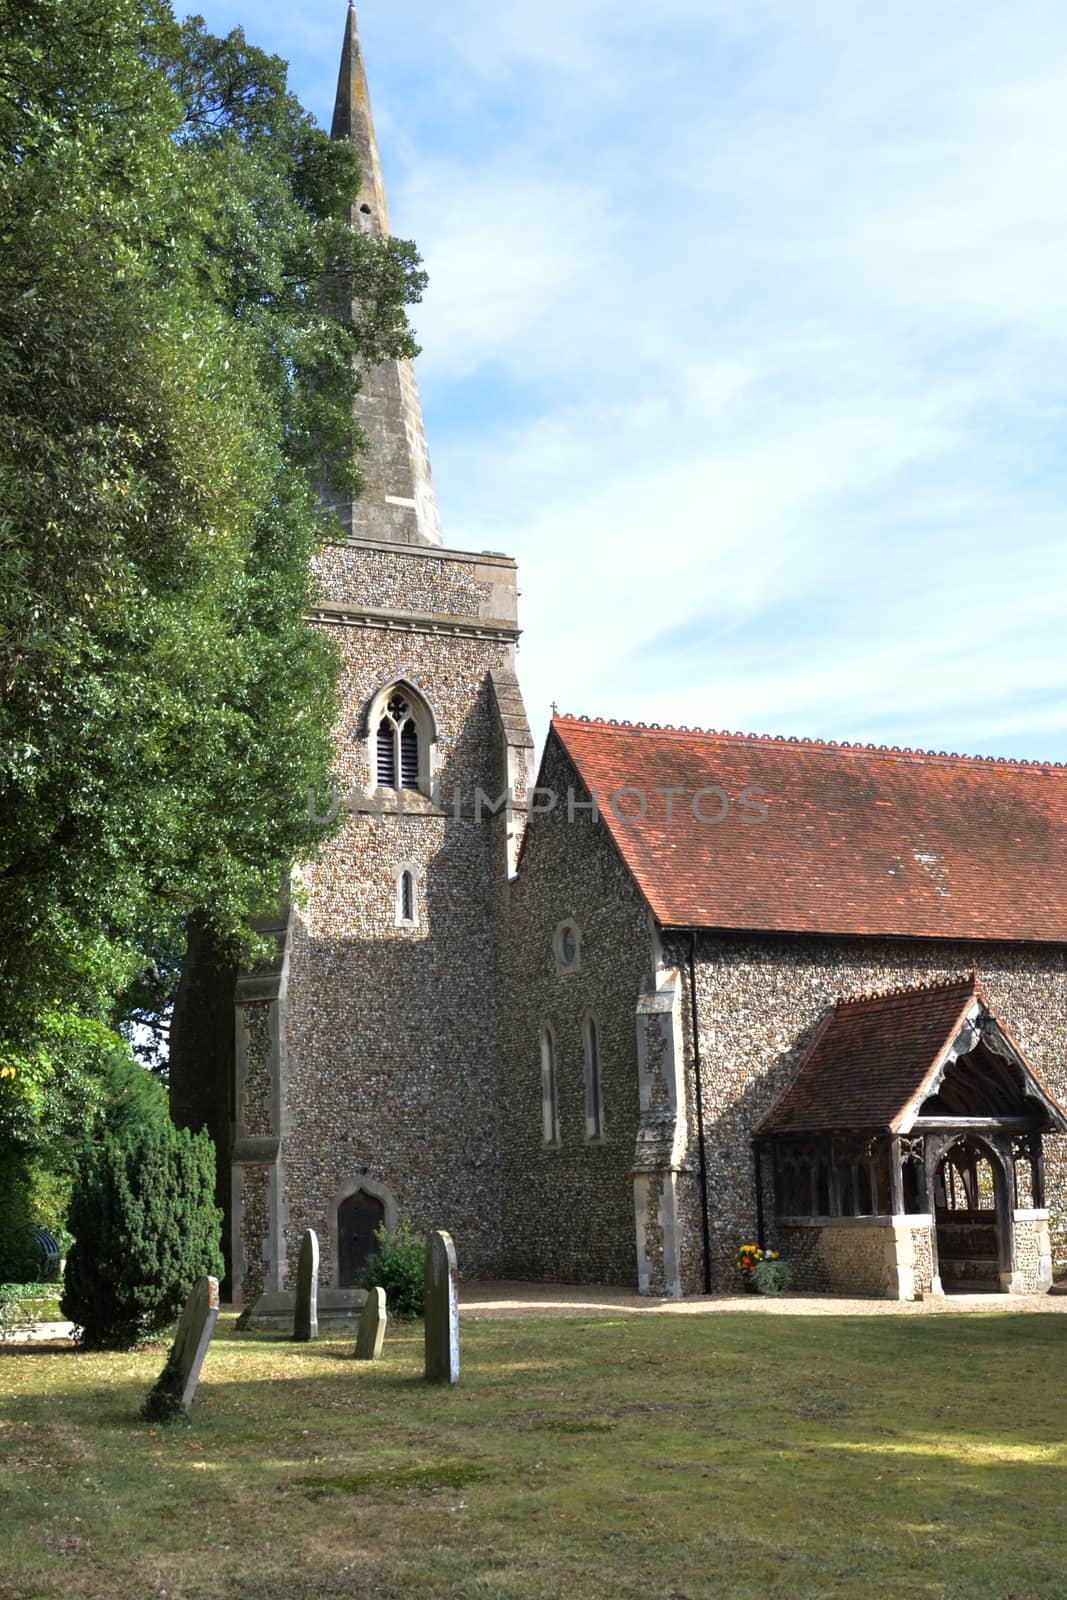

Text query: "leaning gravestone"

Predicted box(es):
[354, 1286, 387, 1361]
[141, 1276, 219, 1422]
[424, 1230, 459, 1384]
[294, 1228, 319, 1341]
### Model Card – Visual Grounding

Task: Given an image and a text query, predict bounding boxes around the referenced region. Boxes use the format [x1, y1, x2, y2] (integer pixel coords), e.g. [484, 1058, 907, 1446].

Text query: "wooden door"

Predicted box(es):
[338, 1191, 385, 1287]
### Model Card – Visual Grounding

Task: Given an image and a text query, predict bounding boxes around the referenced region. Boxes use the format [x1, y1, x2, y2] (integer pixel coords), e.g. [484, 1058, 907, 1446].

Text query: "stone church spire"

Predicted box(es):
[322, 2, 442, 546]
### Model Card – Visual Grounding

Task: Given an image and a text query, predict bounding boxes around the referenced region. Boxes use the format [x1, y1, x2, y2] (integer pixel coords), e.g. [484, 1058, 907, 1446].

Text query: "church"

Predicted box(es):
[171, 6, 1067, 1306]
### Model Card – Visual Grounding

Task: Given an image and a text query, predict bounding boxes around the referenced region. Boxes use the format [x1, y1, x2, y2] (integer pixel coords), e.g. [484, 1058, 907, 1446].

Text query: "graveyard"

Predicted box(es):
[2, 1305, 1066, 1600]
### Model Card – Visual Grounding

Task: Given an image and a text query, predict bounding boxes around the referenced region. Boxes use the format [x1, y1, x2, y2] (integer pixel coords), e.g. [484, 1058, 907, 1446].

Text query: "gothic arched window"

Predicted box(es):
[395, 862, 419, 927]
[374, 687, 429, 792]
[541, 1023, 560, 1146]
[583, 1014, 604, 1141]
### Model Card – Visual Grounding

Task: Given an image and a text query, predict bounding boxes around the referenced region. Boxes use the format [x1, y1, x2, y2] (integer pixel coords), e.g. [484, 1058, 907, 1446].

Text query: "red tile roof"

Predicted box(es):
[551, 716, 1067, 943]
[755, 976, 977, 1134]
[754, 975, 1067, 1135]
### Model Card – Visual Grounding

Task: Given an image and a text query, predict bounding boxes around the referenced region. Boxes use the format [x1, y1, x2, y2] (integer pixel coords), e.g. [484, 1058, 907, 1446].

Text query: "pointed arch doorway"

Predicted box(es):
[933, 1135, 1011, 1293]
[331, 1175, 399, 1288]
[337, 1190, 384, 1287]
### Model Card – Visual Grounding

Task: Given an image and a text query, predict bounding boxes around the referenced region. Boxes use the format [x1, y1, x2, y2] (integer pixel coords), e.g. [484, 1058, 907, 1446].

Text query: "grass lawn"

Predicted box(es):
[1, 1309, 1065, 1599]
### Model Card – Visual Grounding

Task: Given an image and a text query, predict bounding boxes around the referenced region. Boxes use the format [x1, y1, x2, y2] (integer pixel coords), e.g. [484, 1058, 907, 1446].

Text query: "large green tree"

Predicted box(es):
[0, 2, 424, 1090]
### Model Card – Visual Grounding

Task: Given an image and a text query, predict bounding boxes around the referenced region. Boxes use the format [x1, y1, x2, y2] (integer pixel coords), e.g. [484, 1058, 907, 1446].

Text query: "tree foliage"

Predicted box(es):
[0, 1, 425, 1071]
[0, 1011, 169, 1273]
[61, 1120, 223, 1348]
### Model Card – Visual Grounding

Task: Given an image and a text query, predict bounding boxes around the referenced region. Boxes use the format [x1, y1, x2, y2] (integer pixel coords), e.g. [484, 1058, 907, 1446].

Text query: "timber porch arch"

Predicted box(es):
[754, 975, 1066, 1299]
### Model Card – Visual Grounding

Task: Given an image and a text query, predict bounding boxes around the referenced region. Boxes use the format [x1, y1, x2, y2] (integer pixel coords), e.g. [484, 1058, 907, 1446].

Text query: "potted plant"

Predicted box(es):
[734, 1243, 791, 1294]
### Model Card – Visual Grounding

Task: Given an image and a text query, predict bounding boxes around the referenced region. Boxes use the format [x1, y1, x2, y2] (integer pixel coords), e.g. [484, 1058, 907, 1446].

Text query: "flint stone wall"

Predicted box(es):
[231, 540, 524, 1300]
[237, 1165, 271, 1307]
[665, 932, 1067, 1293]
[1012, 1211, 1053, 1293]
[314, 545, 485, 616]
[496, 736, 651, 1285]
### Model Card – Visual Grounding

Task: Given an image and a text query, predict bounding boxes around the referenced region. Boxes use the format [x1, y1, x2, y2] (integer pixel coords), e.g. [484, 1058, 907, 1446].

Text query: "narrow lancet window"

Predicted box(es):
[584, 1016, 603, 1140]
[395, 863, 418, 927]
[541, 1025, 560, 1145]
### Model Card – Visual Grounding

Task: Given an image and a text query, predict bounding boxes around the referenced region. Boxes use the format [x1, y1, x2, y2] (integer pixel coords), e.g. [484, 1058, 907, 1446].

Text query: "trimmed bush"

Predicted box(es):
[360, 1219, 426, 1320]
[753, 1257, 794, 1296]
[62, 1121, 223, 1348]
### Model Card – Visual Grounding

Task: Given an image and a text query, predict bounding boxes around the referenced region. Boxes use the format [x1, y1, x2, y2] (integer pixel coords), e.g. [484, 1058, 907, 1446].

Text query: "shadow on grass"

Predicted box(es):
[0, 1342, 79, 1357]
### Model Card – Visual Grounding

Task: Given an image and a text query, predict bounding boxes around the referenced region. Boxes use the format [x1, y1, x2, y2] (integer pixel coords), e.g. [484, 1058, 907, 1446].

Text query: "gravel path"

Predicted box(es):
[5, 1284, 1064, 1343]
[459, 1279, 1067, 1318]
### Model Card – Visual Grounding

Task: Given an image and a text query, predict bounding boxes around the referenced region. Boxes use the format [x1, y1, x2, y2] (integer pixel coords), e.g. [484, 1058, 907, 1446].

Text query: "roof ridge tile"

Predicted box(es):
[552, 713, 1066, 772]
[833, 973, 979, 1010]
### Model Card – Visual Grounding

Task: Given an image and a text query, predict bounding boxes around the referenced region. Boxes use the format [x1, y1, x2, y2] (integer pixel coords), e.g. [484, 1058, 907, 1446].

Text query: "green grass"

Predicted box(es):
[1, 1311, 1066, 1598]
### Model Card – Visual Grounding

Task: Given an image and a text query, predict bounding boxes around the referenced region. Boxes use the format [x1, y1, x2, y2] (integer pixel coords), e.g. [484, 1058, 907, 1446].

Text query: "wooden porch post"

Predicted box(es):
[889, 1135, 904, 1216]
[1032, 1135, 1046, 1209]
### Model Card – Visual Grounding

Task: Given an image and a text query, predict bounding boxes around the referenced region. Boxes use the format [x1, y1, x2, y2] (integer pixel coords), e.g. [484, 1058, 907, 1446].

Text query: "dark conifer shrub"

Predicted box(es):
[62, 1123, 223, 1348]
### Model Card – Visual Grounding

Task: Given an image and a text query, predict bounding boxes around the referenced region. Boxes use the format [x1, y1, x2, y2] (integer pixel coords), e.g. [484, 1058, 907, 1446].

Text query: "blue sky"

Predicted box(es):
[192, 0, 1067, 762]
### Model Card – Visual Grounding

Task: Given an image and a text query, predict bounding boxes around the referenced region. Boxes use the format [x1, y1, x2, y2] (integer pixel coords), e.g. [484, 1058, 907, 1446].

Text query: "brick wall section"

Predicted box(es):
[496, 736, 653, 1284]
[663, 931, 1067, 1293]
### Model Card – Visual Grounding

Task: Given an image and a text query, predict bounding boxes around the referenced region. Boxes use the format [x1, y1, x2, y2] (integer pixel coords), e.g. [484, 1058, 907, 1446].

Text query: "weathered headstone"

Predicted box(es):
[294, 1228, 319, 1341]
[141, 1275, 219, 1422]
[354, 1286, 387, 1361]
[424, 1230, 459, 1384]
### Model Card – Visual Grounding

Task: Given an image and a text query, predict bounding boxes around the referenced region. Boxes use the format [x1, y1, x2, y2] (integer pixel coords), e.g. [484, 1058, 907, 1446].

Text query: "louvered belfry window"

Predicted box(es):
[376, 719, 396, 786]
[376, 691, 422, 790]
[400, 721, 419, 789]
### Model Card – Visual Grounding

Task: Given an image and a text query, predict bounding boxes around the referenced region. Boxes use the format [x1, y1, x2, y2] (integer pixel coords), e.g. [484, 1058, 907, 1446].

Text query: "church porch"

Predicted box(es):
[754, 976, 1065, 1300]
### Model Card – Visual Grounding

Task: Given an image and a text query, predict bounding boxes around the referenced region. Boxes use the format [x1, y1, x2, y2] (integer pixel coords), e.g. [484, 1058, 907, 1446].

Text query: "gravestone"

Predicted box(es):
[294, 1228, 319, 1341]
[354, 1286, 387, 1361]
[424, 1230, 459, 1384]
[141, 1275, 219, 1422]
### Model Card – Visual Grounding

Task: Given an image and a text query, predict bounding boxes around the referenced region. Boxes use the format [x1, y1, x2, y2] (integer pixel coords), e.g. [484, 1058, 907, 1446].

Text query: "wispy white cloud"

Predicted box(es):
[196, 0, 1067, 761]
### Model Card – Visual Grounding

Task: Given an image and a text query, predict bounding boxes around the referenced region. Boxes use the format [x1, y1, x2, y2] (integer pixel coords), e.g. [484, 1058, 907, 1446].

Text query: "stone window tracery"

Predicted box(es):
[376, 691, 423, 790]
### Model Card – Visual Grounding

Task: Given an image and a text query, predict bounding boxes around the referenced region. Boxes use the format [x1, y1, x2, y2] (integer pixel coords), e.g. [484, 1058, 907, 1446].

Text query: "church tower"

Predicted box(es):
[223, 5, 534, 1306]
